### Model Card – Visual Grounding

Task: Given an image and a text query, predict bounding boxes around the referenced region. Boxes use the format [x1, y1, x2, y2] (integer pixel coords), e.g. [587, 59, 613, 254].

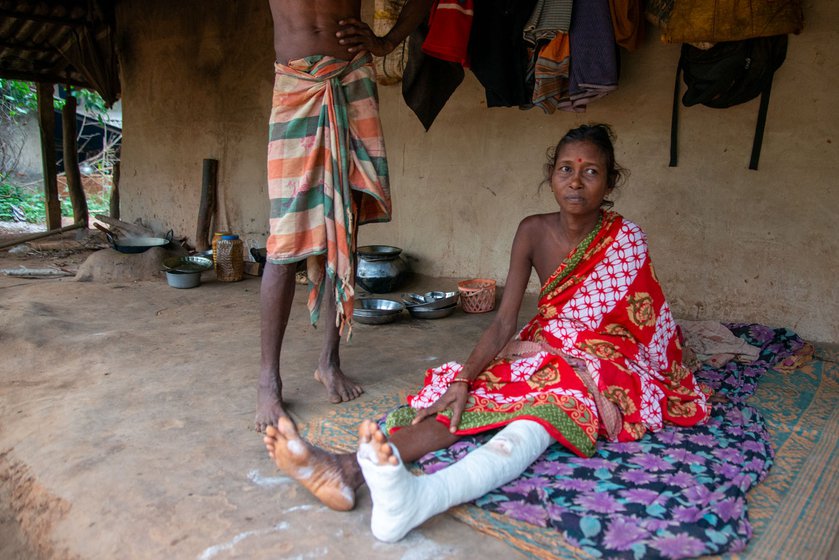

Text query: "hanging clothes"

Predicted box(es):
[402, 24, 465, 130]
[531, 33, 572, 114]
[523, 0, 573, 44]
[608, 0, 644, 52]
[468, 0, 539, 107]
[567, 0, 619, 111]
[422, 0, 474, 66]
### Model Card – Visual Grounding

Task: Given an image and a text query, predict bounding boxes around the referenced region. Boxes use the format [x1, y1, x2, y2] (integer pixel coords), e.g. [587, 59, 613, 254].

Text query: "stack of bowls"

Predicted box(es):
[402, 291, 459, 319]
[353, 298, 405, 325]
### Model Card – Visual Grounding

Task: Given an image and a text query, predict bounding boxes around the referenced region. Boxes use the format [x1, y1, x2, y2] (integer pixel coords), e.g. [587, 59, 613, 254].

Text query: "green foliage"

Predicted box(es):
[55, 85, 110, 125]
[0, 182, 44, 222]
[0, 79, 110, 123]
[0, 181, 111, 223]
[0, 79, 37, 120]
[0, 80, 114, 224]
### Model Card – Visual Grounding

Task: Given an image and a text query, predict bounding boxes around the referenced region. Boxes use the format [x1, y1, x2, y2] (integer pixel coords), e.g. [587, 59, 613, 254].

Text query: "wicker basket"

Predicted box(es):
[457, 278, 496, 313]
[214, 236, 244, 282]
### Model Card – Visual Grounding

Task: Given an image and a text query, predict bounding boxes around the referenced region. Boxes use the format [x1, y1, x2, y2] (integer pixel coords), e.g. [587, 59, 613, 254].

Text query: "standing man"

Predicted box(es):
[256, 0, 433, 432]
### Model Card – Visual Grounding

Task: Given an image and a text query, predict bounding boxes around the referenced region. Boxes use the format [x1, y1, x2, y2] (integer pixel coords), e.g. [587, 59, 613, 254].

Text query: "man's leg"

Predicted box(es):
[314, 275, 364, 403]
[263, 413, 459, 511]
[255, 262, 297, 432]
[357, 419, 552, 542]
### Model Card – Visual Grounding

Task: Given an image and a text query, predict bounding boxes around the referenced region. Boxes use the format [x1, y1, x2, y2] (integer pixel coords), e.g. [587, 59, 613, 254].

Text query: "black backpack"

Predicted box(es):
[669, 35, 788, 170]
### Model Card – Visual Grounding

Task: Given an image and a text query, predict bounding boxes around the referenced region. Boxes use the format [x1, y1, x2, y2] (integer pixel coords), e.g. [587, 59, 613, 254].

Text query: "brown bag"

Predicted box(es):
[373, 0, 410, 85]
[651, 0, 803, 43]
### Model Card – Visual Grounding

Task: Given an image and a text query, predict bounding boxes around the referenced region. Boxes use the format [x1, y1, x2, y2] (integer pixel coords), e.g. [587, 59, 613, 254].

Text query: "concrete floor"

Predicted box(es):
[0, 265, 538, 560]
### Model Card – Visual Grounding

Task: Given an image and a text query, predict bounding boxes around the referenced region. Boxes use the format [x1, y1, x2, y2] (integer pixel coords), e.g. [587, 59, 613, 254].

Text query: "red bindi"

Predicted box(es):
[577, 158, 582, 163]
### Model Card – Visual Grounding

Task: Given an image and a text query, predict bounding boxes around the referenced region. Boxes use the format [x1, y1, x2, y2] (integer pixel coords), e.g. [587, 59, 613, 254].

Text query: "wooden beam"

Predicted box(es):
[0, 221, 85, 251]
[0, 67, 92, 90]
[94, 215, 153, 238]
[62, 91, 88, 226]
[195, 159, 218, 251]
[0, 38, 57, 53]
[0, 8, 84, 27]
[36, 82, 61, 230]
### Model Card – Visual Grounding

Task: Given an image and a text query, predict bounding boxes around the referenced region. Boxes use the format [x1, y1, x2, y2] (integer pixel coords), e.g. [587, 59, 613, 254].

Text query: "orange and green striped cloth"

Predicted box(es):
[266, 53, 391, 333]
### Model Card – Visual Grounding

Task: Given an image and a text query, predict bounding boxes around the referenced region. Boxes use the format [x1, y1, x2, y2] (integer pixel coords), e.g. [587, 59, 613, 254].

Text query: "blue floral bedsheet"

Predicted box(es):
[410, 324, 809, 559]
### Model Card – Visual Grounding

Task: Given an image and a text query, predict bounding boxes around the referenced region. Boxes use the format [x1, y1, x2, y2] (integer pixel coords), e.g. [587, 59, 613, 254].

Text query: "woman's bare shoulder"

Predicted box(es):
[518, 212, 560, 231]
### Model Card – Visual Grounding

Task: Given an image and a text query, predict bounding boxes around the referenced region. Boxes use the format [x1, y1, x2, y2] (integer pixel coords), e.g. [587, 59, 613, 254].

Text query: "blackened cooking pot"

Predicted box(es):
[107, 230, 173, 254]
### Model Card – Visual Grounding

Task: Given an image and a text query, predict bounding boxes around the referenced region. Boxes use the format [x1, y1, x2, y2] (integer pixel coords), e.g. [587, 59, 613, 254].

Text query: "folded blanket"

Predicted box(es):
[679, 319, 761, 368]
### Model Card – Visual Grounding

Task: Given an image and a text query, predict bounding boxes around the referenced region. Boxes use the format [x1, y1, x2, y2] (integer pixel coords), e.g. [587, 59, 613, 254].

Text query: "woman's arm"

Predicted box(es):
[412, 217, 538, 432]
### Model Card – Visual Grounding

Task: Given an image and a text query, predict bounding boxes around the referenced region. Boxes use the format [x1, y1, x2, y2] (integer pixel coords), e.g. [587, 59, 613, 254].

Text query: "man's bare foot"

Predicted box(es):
[263, 416, 358, 511]
[314, 365, 363, 404]
[255, 384, 286, 433]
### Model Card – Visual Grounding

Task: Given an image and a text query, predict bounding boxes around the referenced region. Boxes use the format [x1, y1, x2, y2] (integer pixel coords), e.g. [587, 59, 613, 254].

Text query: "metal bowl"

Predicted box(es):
[165, 270, 201, 289]
[353, 298, 404, 325]
[163, 256, 213, 273]
[402, 291, 459, 310]
[408, 303, 457, 319]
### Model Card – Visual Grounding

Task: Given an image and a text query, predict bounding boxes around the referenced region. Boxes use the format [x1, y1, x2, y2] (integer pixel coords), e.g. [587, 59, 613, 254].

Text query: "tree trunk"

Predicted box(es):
[62, 91, 89, 227]
[36, 83, 61, 230]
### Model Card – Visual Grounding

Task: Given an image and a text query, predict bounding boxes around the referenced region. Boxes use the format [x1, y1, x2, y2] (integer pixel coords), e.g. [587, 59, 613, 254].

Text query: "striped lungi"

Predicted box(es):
[266, 53, 391, 333]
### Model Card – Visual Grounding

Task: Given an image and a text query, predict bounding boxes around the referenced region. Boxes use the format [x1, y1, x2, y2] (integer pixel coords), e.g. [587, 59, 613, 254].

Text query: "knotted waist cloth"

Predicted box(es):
[266, 53, 391, 331]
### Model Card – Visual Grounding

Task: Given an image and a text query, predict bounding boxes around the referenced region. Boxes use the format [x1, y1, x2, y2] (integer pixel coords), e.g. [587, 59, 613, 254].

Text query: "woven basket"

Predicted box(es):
[214, 238, 244, 282]
[457, 278, 496, 313]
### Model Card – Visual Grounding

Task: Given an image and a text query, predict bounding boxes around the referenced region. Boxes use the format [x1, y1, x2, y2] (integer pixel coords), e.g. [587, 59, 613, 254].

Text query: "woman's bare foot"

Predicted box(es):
[314, 365, 364, 404]
[356, 419, 433, 542]
[357, 419, 399, 465]
[264, 416, 360, 511]
[255, 383, 286, 433]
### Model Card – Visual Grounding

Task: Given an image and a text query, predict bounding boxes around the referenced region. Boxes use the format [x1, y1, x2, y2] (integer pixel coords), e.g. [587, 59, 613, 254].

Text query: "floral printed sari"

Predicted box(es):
[386, 211, 710, 457]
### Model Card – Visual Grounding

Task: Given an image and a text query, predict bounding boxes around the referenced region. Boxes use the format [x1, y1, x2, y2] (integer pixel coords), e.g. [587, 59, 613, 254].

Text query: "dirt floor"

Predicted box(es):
[0, 224, 534, 560]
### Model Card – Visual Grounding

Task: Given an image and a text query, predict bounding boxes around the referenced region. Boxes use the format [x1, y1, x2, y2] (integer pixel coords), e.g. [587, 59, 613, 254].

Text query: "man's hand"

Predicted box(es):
[411, 383, 470, 434]
[336, 18, 394, 57]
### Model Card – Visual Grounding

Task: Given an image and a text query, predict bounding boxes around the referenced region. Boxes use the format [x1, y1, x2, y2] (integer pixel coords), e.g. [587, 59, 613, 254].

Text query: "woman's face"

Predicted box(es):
[550, 141, 612, 217]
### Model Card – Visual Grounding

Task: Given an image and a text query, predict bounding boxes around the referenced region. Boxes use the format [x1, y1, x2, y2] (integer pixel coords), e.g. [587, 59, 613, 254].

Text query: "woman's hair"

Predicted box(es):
[542, 123, 629, 209]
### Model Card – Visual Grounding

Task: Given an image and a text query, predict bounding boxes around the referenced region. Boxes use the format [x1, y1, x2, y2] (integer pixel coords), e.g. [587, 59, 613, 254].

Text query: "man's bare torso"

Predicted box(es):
[269, 0, 362, 63]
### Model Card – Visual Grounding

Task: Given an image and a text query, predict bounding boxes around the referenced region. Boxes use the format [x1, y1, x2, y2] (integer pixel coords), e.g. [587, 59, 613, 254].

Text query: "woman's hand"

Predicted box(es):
[411, 382, 470, 433]
[336, 18, 394, 57]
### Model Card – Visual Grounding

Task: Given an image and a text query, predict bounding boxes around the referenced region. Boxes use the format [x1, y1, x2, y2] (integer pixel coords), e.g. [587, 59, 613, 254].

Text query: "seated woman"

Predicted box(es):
[264, 123, 711, 542]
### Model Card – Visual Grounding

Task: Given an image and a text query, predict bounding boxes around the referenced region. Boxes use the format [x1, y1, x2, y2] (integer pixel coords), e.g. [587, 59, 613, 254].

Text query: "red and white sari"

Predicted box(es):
[386, 211, 710, 457]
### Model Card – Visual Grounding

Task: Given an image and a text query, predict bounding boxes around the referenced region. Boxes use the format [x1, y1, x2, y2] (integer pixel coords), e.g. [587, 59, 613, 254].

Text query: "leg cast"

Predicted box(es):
[357, 419, 553, 542]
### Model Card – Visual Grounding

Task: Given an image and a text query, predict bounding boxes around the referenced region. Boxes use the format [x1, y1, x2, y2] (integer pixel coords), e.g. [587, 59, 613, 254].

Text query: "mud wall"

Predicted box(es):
[115, 0, 838, 342]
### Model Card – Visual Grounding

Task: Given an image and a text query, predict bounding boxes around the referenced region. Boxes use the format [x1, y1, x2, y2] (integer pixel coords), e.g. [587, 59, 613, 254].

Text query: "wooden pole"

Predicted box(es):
[36, 82, 61, 230]
[62, 89, 89, 227]
[195, 158, 218, 251]
[109, 160, 120, 219]
[0, 221, 85, 251]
